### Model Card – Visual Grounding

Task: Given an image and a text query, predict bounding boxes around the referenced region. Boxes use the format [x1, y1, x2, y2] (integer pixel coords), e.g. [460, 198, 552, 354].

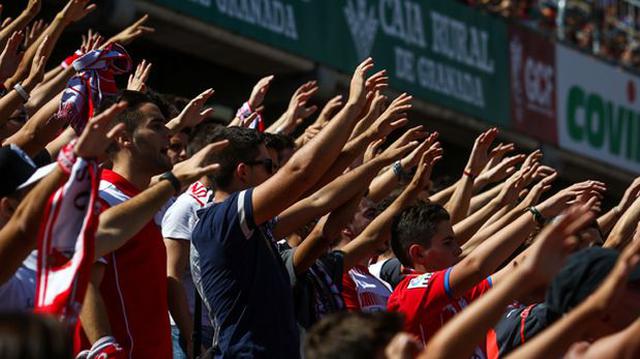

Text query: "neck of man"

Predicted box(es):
[111, 157, 154, 191]
[213, 178, 250, 203]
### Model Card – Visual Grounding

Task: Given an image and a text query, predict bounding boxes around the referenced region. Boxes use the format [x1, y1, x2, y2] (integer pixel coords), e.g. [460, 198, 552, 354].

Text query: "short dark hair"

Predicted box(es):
[101, 90, 170, 135]
[0, 313, 71, 359]
[304, 312, 403, 359]
[391, 202, 450, 267]
[187, 121, 225, 157]
[264, 133, 295, 152]
[206, 126, 264, 189]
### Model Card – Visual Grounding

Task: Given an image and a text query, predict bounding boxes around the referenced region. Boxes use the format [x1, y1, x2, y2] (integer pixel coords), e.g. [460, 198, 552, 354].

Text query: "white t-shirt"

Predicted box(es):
[161, 181, 212, 328]
[0, 250, 38, 311]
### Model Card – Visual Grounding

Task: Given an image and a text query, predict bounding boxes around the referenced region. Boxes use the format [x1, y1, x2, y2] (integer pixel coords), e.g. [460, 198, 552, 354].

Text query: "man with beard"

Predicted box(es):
[76, 90, 210, 358]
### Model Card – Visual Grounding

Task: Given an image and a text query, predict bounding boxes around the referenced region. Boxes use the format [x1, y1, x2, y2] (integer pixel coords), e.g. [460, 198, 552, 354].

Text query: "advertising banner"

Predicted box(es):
[557, 44, 640, 173]
[152, 0, 510, 125]
[509, 26, 557, 144]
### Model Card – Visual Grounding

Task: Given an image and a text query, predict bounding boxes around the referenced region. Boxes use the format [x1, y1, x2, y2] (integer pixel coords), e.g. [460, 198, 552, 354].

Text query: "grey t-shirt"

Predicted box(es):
[279, 245, 345, 329]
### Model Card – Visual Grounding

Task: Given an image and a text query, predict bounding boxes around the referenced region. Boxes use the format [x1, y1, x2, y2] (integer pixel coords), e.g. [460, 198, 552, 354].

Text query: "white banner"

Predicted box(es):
[556, 45, 640, 173]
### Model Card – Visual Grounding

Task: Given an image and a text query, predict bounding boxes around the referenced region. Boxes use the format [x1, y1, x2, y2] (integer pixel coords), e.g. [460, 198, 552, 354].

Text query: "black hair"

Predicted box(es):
[304, 312, 403, 359]
[100, 90, 170, 135]
[264, 133, 295, 152]
[391, 201, 450, 267]
[187, 121, 225, 157]
[0, 313, 71, 359]
[205, 126, 264, 189]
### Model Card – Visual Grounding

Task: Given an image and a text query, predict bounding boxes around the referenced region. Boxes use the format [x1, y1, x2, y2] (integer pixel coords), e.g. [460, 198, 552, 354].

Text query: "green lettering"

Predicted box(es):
[607, 104, 625, 155]
[586, 94, 605, 148]
[626, 111, 635, 160]
[567, 86, 585, 141]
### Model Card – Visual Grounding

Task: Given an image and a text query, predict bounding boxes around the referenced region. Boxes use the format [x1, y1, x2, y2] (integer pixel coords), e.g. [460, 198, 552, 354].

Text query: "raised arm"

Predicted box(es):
[24, 32, 104, 116]
[95, 140, 228, 258]
[291, 192, 364, 275]
[252, 59, 374, 225]
[273, 136, 418, 239]
[507, 231, 640, 359]
[0, 0, 40, 49]
[604, 193, 640, 250]
[366, 127, 432, 203]
[426, 205, 595, 359]
[306, 92, 412, 193]
[266, 81, 318, 135]
[5, 0, 96, 89]
[448, 178, 604, 296]
[3, 92, 62, 157]
[342, 146, 442, 270]
[0, 100, 124, 284]
[468, 154, 525, 213]
[453, 169, 527, 245]
[0, 35, 46, 128]
[599, 177, 640, 239]
[567, 319, 640, 359]
[461, 172, 558, 256]
[445, 128, 498, 224]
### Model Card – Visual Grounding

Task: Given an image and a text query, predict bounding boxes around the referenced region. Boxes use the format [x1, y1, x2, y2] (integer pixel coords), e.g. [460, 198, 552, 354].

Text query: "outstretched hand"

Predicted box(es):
[537, 180, 607, 218]
[108, 14, 155, 46]
[369, 93, 412, 139]
[465, 128, 499, 177]
[0, 31, 24, 81]
[127, 59, 152, 92]
[59, 0, 96, 24]
[171, 140, 229, 188]
[74, 102, 127, 159]
[348, 57, 375, 110]
[409, 144, 443, 190]
[248, 75, 274, 109]
[170, 88, 216, 130]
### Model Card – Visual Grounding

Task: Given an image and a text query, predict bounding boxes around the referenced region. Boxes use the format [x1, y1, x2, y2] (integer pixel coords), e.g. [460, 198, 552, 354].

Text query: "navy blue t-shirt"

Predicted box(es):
[191, 189, 300, 358]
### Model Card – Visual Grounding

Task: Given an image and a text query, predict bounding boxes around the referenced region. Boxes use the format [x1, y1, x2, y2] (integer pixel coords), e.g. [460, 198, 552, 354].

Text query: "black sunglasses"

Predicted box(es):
[245, 158, 276, 174]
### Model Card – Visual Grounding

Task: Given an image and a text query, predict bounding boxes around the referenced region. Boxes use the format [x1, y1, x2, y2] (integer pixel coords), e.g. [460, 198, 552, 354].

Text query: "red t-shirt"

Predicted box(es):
[387, 268, 492, 351]
[75, 170, 172, 358]
[342, 264, 392, 312]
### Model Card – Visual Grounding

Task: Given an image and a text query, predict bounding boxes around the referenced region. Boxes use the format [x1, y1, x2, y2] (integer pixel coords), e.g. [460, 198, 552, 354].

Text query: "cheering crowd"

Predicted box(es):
[1, 0, 640, 358]
[464, 0, 640, 68]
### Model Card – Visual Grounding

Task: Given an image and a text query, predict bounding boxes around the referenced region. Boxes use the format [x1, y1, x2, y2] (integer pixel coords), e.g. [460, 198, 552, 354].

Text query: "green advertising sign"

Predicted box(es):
[152, 0, 510, 125]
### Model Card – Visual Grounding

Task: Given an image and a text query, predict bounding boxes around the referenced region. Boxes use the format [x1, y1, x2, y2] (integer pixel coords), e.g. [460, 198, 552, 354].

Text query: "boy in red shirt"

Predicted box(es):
[387, 200, 551, 352]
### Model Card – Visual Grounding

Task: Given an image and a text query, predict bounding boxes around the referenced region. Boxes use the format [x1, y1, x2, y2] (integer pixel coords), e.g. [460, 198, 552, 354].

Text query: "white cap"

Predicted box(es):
[17, 162, 57, 191]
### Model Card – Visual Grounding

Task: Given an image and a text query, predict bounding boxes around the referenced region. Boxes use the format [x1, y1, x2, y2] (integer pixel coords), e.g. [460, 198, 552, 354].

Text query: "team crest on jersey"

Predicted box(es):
[407, 273, 433, 289]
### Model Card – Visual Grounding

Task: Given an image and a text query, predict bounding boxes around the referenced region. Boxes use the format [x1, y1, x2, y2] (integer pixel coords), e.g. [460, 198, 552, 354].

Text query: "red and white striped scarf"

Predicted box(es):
[34, 156, 100, 326]
[58, 43, 132, 134]
[236, 101, 265, 132]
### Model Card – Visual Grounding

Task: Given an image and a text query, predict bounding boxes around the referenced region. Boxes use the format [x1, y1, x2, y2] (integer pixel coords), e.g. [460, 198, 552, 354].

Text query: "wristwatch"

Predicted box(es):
[159, 171, 181, 194]
[527, 206, 547, 226]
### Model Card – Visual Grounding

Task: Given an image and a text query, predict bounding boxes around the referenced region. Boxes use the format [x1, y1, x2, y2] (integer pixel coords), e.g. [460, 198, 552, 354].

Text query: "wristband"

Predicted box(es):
[392, 160, 409, 183]
[159, 171, 181, 194]
[235, 101, 263, 130]
[13, 83, 29, 102]
[0, 83, 6, 97]
[57, 141, 78, 175]
[527, 206, 546, 226]
[463, 169, 476, 179]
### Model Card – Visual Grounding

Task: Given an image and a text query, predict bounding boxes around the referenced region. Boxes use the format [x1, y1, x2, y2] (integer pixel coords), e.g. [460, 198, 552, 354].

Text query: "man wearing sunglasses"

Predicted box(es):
[190, 59, 374, 358]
